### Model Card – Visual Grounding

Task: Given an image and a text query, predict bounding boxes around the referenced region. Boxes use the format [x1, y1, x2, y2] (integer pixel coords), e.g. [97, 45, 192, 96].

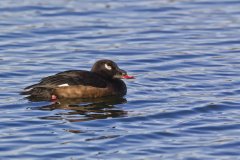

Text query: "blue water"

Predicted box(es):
[1, 0, 240, 159]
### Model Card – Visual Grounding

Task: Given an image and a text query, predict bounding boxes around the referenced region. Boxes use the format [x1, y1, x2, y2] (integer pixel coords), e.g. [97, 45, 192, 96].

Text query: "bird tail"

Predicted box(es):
[21, 85, 54, 101]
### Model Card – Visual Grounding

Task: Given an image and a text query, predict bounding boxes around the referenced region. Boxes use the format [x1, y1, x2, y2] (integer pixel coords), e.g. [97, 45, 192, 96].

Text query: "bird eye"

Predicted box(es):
[105, 64, 112, 70]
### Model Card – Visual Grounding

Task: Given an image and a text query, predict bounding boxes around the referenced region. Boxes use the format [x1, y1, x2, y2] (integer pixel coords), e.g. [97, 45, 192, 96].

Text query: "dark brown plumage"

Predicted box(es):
[21, 59, 134, 101]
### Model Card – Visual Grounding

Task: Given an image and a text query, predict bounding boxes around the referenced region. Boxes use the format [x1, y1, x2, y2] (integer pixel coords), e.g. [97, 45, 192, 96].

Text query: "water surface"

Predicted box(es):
[1, 0, 240, 159]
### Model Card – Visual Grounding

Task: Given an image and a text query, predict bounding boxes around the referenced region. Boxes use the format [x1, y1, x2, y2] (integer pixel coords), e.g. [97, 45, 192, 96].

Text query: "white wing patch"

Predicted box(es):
[24, 88, 32, 91]
[58, 83, 69, 87]
[105, 64, 112, 70]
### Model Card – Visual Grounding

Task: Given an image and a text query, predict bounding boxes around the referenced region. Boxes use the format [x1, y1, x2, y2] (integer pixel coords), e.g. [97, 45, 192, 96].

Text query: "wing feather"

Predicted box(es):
[24, 70, 107, 90]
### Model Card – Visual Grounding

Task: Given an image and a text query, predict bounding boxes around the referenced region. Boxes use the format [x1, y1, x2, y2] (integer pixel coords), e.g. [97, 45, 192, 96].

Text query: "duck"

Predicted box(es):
[21, 59, 134, 101]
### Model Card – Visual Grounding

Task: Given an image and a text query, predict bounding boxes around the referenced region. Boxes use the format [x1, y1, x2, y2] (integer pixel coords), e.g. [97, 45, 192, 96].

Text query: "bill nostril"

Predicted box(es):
[118, 69, 127, 76]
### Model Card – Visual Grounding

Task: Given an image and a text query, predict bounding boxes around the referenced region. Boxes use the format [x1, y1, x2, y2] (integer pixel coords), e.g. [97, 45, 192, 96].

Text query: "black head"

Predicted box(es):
[91, 59, 133, 80]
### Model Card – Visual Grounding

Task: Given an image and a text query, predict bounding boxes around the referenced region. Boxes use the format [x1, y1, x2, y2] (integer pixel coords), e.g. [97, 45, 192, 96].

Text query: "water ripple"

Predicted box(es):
[1, 0, 240, 159]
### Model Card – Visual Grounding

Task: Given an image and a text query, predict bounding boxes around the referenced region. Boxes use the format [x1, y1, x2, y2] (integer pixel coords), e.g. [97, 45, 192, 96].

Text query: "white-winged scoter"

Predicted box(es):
[22, 59, 134, 100]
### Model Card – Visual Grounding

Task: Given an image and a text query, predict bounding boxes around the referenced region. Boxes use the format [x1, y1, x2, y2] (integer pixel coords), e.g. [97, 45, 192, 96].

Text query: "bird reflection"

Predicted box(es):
[29, 96, 128, 122]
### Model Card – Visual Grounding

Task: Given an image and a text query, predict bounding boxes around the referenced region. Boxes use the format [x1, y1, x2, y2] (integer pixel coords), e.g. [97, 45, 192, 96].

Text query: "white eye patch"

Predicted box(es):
[105, 64, 112, 70]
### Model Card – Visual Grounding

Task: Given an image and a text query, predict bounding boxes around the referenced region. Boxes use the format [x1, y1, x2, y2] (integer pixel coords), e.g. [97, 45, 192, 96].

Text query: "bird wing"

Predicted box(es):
[25, 70, 107, 90]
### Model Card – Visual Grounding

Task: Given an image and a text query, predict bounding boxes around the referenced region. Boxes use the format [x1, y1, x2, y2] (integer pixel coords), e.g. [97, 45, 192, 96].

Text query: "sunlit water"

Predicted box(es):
[1, 0, 240, 159]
